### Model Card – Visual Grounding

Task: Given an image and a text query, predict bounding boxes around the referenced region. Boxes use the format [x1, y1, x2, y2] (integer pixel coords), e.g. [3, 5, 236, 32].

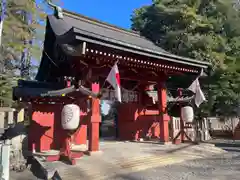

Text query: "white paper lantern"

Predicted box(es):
[61, 104, 80, 130]
[181, 106, 194, 123]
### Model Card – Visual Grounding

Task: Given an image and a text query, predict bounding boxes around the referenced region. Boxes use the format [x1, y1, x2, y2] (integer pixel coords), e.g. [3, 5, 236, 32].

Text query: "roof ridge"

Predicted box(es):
[62, 9, 142, 38]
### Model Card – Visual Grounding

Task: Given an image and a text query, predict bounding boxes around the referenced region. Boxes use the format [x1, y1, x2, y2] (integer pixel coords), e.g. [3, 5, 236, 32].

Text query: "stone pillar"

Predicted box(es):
[88, 83, 101, 154]
[202, 118, 211, 141]
[157, 82, 169, 142]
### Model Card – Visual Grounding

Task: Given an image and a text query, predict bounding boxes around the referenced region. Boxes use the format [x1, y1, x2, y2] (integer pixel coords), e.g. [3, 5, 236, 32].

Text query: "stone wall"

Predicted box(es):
[234, 121, 240, 140]
[9, 134, 28, 171]
[208, 117, 240, 139]
[3, 123, 28, 171]
[0, 108, 28, 172]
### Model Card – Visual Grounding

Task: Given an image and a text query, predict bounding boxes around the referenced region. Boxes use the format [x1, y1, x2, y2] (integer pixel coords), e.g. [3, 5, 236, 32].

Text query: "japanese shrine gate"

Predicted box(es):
[13, 8, 211, 163]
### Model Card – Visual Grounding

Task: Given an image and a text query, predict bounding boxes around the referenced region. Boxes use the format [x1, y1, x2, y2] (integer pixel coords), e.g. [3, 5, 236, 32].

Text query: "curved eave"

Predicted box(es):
[62, 9, 211, 69]
[51, 13, 211, 69]
[74, 29, 210, 69]
[13, 84, 100, 101]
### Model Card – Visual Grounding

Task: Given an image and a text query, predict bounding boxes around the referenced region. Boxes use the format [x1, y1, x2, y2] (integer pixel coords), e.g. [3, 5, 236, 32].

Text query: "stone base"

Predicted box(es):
[172, 139, 181, 145]
[234, 129, 240, 140]
[71, 144, 88, 152]
[159, 141, 172, 145]
[132, 139, 173, 145]
[85, 150, 103, 156]
[33, 156, 57, 179]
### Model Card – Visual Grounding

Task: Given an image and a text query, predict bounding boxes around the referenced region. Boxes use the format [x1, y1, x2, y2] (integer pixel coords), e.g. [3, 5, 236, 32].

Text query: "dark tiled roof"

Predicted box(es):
[13, 80, 100, 99]
[36, 9, 211, 81]
[62, 10, 167, 53]
[61, 10, 210, 68]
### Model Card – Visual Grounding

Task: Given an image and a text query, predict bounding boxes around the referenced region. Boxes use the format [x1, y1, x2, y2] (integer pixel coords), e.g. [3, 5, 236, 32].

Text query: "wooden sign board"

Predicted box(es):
[101, 88, 138, 103]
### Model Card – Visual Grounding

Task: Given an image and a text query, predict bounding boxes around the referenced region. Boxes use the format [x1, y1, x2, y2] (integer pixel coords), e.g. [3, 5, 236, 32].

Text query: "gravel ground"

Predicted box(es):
[10, 143, 240, 180]
[113, 150, 240, 180]
[10, 170, 38, 180]
[11, 152, 240, 180]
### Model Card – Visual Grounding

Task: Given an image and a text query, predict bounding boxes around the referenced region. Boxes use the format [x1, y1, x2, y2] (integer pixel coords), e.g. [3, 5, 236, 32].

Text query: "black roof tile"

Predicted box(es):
[63, 11, 167, 53]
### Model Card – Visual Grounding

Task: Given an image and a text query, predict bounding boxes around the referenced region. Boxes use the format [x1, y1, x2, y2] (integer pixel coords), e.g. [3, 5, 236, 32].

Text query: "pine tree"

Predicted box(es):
[0, 0, 60, 106]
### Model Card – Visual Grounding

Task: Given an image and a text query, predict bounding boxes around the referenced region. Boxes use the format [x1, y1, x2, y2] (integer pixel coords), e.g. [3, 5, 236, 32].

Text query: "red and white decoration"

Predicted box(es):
[106, 63, 122, 102]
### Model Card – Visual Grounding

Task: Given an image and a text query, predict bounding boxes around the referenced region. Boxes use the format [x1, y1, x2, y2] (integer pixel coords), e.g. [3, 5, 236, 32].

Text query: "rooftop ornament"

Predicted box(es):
[47, 1, 63, 19]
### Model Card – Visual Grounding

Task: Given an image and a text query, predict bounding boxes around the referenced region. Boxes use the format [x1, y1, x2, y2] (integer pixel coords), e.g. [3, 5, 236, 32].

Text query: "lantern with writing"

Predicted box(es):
[181, 106, 194, 123]
[61, 104, 80, 130]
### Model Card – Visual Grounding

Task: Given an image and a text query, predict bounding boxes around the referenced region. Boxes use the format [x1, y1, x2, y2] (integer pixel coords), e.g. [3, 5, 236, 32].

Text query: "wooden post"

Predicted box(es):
[178, 88, 185, 142]
[172, 88, 194, 144]
[88, 83, 101, 154]
[157, 82, 169, 142]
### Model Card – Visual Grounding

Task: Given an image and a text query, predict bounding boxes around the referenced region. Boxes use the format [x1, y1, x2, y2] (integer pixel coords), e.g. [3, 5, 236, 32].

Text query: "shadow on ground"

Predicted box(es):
[28, 158, 45, 179]
[214, 142, 240, 147]
[141, 143, 197, 156]
[113, 174, 140, 180]
[209, 140, 240, 153]
[166, 143, 195, 154]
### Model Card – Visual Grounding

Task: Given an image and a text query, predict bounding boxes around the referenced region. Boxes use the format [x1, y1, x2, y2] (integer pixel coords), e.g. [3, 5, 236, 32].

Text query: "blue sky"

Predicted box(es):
[61, 0, 152, 29]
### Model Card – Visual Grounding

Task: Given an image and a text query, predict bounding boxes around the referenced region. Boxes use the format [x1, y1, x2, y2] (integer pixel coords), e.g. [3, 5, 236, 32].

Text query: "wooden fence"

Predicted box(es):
[171, 117, 211, 141]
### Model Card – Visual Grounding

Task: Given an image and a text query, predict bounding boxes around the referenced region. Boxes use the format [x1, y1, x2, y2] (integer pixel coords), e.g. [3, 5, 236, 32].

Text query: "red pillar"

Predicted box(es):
[73, 98, 90, 146]
[157, 82, 169, 142]
[73, 119, 87, 145]
[73, 108, 88, 145]
[88, 83, 101, 153]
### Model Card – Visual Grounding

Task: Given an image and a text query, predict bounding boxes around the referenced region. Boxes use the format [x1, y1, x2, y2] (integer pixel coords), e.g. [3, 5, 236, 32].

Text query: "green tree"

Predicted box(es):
[131, 0, 240, 118]
[0, 0, 60, 106]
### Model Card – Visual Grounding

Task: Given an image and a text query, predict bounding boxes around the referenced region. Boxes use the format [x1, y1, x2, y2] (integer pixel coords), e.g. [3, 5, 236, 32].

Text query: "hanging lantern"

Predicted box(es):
[61, 104, 80, 130]
[181, 106, 194, 123]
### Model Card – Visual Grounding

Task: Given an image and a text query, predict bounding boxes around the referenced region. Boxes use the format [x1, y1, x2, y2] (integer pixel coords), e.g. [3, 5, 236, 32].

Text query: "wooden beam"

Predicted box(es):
[84, 47, 200, 74]
[93, 68, 166, 82]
